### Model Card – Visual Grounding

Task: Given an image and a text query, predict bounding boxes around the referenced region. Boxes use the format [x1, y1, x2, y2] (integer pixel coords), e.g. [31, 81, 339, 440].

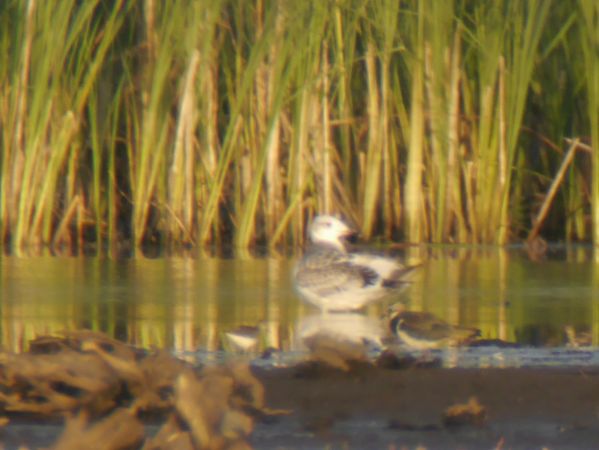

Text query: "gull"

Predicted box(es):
[389, 305, 480, 349]
[294, 215, 419, 311]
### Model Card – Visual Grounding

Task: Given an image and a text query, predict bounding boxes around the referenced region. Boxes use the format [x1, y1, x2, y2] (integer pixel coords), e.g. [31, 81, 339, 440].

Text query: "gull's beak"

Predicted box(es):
[340, 223, 358, 242]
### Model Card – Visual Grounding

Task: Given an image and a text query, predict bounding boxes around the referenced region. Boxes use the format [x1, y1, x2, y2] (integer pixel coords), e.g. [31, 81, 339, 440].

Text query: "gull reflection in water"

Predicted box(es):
[296, 312, 386, 351]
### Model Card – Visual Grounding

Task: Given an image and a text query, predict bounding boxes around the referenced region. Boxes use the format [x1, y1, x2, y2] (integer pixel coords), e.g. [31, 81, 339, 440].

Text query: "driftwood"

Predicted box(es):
[0, 330, 269, 449]
[0, 350, 120, 415]
[144, 364, 264, 450]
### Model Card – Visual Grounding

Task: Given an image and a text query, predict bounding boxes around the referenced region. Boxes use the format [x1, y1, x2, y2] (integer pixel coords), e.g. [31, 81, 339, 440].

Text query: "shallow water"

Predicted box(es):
[1, 245, 599, 366]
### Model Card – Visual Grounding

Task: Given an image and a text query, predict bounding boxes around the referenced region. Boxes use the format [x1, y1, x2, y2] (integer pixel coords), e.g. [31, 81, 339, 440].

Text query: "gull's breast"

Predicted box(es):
[294, 244, 403, 311]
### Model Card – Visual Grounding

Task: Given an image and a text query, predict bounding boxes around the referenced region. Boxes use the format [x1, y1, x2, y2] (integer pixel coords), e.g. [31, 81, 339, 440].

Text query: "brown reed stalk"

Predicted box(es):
[362, 42, 382, 239]
[404, 1, 426, 243]
[528, 139, 580, 242]
[321, 44, 333, 216]
[169, 50, 200, 243]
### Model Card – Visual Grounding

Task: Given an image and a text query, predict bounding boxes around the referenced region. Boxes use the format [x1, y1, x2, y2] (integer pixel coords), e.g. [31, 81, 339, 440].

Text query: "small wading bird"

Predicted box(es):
[389, 305, 480, 349]
[223, 325, 261, 353]
[294, 215, 419, 312]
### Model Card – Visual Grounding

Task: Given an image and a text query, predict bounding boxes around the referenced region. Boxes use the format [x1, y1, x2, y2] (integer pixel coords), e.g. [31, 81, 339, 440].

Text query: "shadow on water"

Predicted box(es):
[1, 244, 599, 367]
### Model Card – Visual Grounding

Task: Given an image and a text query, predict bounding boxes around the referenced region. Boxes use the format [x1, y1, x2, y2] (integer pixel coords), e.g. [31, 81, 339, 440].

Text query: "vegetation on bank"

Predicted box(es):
[0, 0, 598, 254]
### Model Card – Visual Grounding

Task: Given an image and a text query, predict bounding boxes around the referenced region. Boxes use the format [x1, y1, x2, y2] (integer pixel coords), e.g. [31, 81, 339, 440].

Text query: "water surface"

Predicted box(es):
[2, 245, 599, 364]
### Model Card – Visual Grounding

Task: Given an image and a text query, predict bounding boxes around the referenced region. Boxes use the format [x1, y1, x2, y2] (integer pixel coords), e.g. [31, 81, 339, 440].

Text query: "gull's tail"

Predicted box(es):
[382, 263, 421, 289]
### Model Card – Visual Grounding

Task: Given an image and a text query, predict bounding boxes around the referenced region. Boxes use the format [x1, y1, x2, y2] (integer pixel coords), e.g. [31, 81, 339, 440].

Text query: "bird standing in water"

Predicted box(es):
[223, 325, 261, 353]
[389, 305, 480, 349]
[294, 215, 419, 312]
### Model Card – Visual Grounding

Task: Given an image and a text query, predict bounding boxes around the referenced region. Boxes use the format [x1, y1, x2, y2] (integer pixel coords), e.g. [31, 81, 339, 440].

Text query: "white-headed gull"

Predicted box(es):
[294, 215, 419, 311]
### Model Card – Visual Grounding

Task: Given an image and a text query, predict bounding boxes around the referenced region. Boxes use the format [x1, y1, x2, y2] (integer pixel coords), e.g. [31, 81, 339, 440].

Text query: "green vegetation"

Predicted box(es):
[0, 0, 597, 254]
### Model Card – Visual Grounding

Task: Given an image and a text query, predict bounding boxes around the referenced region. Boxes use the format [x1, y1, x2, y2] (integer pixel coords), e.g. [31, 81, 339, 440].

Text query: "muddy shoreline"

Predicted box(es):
[1, 332, 599, 449]
[4, 365, 599, 449]
[254, 364, 599, 449]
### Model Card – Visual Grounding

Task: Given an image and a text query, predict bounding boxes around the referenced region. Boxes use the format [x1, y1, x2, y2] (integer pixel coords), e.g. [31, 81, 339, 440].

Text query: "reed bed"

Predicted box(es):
[0, 0, 597, 254]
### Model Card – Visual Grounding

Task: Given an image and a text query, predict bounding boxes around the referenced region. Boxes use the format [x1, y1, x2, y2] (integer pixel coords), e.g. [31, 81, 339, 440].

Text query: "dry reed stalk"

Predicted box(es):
[131, 0, 172, 247]
[170, 50, 200, 242]
[144, 0, 156, 63]
[362, 42, 382, 238]
[40, 114, 80, 244]
[52, 195, 81, 248]
[289, 88, 312, 247]
[0, 93, 9, 242]
[404, 4, 425, 243]
[446, 30, 465, 241]
[561, 139, 590, 240]
[237, 113, 283, 248]
[199, 116, 242, 245]
[204, 62, 219, 177]
[63, 126, 79, 241]
[196, 59, 220, 245]
[527, 138, 580, 242]
[500, 0, 550, 243]
[236, 5, 289, 248]
[496, 55, 508, 244]
[332, 5, 354, 194]
[423, 41, 443, 241]
[389, 68, 409, 233]
[377, 0, 402, 240]
[321, 45, 332, 216]
[132, 117, 168, 248]
[265, 120, 282, 234]
[380, 55, 392, 240]
[106, 87, 122, 254]
[474, 83, 496, 243]
[264, 10, 285, 238]
[87, 91, 103, 249]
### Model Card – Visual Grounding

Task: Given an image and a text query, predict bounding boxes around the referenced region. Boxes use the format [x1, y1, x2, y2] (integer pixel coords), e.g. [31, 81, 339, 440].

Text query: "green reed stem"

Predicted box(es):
[579, 0, 599, 245]
[0, 0, 597, 251]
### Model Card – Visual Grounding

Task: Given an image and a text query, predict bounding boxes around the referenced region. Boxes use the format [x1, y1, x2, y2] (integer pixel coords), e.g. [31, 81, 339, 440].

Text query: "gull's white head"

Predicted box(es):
[308, 215, 354, 250]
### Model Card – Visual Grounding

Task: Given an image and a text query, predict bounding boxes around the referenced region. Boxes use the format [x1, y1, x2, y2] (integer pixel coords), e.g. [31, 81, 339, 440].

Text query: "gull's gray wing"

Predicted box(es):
[296, 245, 380, 297]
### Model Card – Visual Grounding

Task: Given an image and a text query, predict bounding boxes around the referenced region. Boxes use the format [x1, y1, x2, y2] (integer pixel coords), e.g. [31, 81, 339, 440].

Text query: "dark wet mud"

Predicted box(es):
[254, 363, 599, 449]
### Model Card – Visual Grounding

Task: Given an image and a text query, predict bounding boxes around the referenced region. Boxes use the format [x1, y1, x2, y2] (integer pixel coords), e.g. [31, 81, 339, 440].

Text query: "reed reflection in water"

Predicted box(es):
[1, 246, 598, 353]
